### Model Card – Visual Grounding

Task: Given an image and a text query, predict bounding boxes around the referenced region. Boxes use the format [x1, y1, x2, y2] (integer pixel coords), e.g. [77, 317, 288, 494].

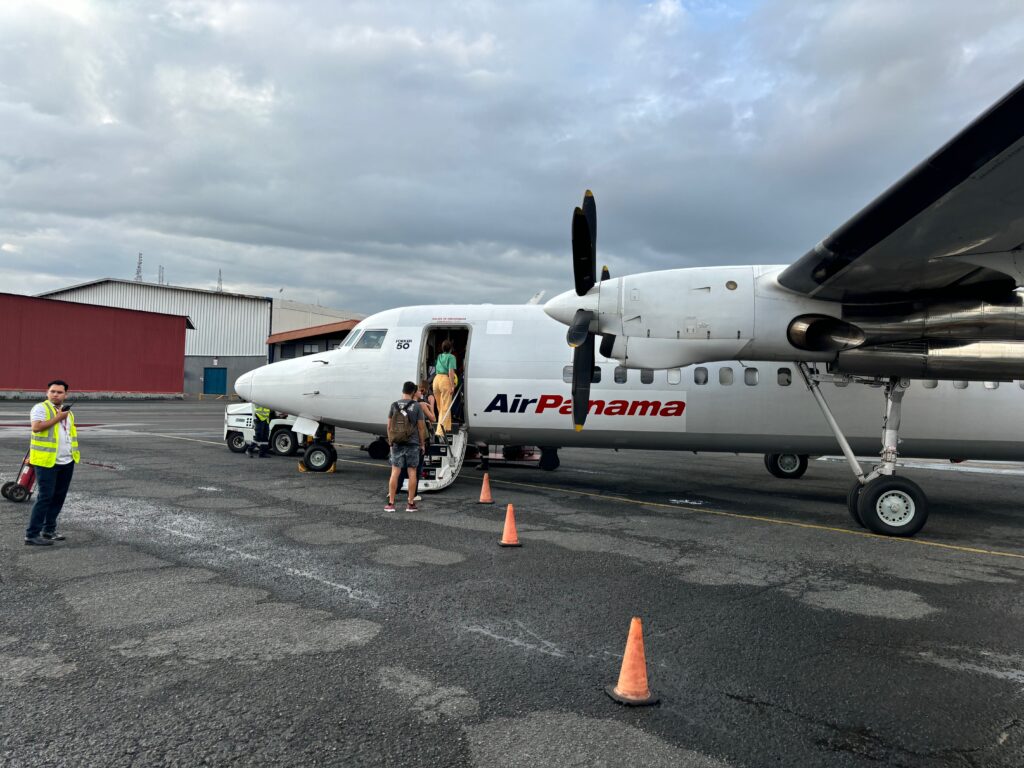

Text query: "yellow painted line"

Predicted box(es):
[482, 477, 1024, 562]
[144, 436, 1024, 562]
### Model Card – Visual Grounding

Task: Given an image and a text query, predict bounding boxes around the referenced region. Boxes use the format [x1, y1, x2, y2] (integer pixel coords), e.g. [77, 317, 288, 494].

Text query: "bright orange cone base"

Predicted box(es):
[499, 503, 522, 547]
[606, 617, 658, 706]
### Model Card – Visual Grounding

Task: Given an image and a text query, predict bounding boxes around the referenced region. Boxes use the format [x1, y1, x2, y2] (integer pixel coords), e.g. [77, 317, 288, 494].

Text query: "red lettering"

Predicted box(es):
[660, 401, 686, 416]
[559, 400, 572, 415]
[588, 399, 605, 415]
[536, 394, 564, 414]
[605, 399, 628, 415]
[627, 400, 659, 416]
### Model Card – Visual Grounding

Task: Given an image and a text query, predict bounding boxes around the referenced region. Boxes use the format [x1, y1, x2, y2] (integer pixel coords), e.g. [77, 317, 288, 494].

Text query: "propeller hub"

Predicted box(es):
[544, 288, 599, 326]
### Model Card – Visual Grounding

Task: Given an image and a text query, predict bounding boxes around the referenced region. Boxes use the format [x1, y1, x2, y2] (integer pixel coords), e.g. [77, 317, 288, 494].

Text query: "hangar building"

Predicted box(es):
[38, 280, 362, 396]
[0, 293, 193, 397]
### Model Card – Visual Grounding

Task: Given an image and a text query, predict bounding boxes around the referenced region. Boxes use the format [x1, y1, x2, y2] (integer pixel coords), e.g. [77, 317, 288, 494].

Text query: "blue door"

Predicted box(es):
[203, 367, 227, 395]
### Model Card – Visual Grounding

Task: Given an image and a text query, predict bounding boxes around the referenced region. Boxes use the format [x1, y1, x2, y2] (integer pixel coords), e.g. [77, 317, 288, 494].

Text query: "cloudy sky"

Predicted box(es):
[1, 1, 1022, 313]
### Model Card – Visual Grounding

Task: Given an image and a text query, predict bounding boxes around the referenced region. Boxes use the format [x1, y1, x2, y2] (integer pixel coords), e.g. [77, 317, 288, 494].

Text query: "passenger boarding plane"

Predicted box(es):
[237, 78, 1024, 539]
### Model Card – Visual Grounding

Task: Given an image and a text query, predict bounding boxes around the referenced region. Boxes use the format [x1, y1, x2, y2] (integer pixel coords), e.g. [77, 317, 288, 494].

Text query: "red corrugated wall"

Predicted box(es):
[0, 294, 186, 393]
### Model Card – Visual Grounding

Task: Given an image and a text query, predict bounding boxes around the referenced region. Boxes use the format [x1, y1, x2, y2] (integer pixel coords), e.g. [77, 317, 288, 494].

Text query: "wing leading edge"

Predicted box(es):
[778, 79, 1024, 303]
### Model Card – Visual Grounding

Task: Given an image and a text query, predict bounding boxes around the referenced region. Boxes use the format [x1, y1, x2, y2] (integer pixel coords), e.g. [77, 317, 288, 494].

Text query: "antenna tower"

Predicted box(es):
[217, 269, 223, 292]
[158, 265, 165, 285]
[135, 252, 143, 281]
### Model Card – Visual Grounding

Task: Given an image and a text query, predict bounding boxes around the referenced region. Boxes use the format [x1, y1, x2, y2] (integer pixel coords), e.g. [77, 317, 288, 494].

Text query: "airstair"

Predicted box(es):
[405, 385, 469, 493]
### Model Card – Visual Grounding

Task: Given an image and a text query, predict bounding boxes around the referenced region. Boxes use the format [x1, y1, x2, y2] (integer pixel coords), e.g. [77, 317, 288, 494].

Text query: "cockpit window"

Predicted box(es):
[341, 330, 362, 348]
[354, 329, 388, 349]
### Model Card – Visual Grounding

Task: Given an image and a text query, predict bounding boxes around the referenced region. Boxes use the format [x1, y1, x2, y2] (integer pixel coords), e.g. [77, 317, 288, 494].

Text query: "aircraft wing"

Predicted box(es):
[777, 79, 1024, 303]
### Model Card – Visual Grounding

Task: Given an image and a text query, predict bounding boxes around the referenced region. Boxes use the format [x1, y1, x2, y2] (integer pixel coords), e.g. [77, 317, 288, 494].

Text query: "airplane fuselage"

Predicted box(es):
[237, 304, 1024, 461]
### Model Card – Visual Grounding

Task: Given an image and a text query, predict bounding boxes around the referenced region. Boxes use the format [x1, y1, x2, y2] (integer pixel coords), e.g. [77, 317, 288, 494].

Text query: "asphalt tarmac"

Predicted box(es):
[1, 401, 1023, 767]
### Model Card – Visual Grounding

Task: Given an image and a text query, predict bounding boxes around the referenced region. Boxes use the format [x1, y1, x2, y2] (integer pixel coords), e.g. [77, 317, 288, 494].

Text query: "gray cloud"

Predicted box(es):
[1, 0, 1022, 312]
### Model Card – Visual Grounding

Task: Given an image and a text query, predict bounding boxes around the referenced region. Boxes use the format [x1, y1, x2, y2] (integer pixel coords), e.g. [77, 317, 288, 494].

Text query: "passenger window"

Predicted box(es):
[342, 330, 362, 348]
[984, 381, 999, 390]
[1019, 380, 1024, 390]
[667, 368, 681, 385]
[719, 367, 733, 385]
[354, 330, 387, 349]
[953, 381, 968, 389]
[777, 367, 792, 386]
[562, 366, 573, 384]
[694, 367, 708, 385]
[744, 368, 758, 386]
[922, 380, 938, 389]
[592, 367, 602, 384]
[614, 366, 628, 384]
[640, 369, 654, 385]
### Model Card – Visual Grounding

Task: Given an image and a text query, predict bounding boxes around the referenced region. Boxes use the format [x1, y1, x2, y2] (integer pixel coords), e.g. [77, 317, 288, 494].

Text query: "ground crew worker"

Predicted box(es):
[247, 405, 271, 457]
[24, 379, 79, 546]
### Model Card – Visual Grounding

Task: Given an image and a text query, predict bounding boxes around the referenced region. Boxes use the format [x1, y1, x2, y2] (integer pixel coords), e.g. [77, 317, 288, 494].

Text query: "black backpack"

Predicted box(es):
[389, 401, 416, 445]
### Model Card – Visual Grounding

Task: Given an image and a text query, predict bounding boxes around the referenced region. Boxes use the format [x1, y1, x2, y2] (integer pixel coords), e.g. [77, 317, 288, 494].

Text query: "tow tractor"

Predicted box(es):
[224, 403, 300, 456]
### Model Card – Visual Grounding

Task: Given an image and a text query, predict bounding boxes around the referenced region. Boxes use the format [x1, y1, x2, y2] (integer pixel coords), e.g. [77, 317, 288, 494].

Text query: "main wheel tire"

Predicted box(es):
[857, 476, 928, 537]
[302, 443, 334, 472]
[846, 480, 866, 528]
[7, 484, 29, 502]
[226, 432, 247, 453]
[367, 440, 390, 460]
[539, 448, 560, 471]
[1, 481, 13, 500]
[502, 445, 526, 461]
[271, 428, 298, 456]
[765, 453, 808, 479]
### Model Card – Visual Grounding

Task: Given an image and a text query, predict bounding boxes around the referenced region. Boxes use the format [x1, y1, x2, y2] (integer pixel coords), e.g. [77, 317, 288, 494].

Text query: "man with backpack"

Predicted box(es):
[386, 381, 428, 512]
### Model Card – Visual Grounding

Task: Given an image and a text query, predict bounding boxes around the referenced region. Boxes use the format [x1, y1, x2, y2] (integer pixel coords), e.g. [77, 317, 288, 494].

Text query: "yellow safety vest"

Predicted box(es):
[255, 406, 270, 422]
[29, 400, 80, 468]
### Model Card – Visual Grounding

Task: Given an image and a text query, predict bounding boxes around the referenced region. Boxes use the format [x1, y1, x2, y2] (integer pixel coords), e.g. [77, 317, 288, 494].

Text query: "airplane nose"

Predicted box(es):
[544, 288, 599, 326]
[234, 369, 254, 401]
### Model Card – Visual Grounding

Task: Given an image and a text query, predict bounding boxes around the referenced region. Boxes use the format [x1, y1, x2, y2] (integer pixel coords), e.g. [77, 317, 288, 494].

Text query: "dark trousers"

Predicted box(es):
[26, 462, 75, 538]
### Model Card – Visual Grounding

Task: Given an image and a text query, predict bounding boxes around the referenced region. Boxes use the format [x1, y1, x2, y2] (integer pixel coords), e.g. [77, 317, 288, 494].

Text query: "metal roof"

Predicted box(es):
[38, 277, 271, 303]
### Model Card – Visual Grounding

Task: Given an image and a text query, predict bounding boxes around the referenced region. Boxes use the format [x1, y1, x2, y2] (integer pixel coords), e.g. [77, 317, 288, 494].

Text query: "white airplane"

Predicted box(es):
[237, 77, 1024, 538]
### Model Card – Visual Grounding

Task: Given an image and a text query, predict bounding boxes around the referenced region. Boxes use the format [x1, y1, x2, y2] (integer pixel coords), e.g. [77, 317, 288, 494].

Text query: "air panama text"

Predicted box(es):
[484, 394, 685, 417]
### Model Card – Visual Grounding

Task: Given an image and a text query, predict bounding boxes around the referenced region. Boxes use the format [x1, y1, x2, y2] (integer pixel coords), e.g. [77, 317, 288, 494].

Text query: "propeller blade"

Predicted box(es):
[571, 334, 595, 431]
[566, 309, 594, 348]
[599, 333, 616, 358]
[582, 189, 596, 256]
[572, 207, 595, 297]
[600, 265, 610, 281]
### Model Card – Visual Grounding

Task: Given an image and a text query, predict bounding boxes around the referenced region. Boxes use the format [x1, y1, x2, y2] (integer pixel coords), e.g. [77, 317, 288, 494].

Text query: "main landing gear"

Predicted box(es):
[797, 364, 929, 537]
[763, 453, 808, 479]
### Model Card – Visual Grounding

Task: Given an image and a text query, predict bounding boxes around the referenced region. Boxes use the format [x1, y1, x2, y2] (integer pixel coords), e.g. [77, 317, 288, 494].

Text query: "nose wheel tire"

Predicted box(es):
[302, 443, 337, 472]
[856, 476, 928, 537]
[764, 453, 808, 479]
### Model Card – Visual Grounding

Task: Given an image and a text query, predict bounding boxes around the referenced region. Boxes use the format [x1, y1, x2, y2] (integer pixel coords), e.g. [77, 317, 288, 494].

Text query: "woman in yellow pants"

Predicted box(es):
[432, 339, 457, 436]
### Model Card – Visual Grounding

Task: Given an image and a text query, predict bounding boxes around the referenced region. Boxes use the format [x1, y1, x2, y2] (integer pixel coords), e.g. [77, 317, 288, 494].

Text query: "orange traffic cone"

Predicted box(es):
[478, 472, 494, 504]
[498, 503, 522, 547]
[606, 617, 659, 706]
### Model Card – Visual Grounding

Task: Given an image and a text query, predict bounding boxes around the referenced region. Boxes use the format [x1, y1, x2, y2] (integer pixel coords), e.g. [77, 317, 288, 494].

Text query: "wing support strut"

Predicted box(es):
[795, 363, 866, 483]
